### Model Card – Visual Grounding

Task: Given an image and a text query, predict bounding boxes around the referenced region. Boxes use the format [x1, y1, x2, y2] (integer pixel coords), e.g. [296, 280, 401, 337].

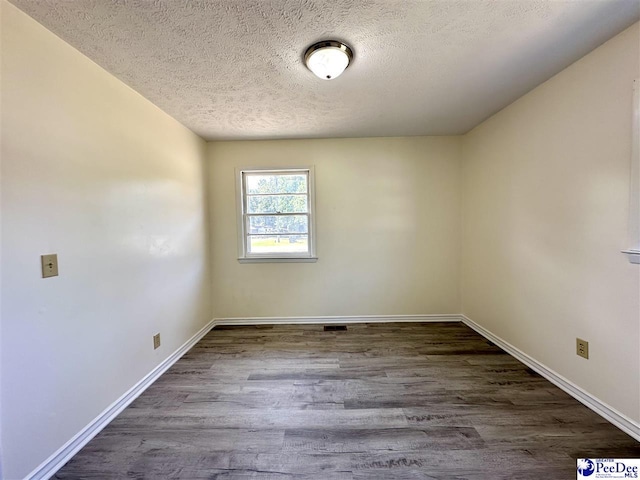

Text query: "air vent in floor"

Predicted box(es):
[324, 325, 347, 331]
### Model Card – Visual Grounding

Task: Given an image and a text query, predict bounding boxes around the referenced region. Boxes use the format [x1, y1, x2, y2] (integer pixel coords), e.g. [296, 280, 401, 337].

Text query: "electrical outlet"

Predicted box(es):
[153, 333, 161, 350]
[576, 338, 589, 359]
[41, 254, 59, 278]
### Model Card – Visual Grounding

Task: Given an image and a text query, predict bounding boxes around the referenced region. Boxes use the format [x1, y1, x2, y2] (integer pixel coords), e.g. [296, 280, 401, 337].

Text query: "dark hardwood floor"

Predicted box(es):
[55, 322, 640, 479]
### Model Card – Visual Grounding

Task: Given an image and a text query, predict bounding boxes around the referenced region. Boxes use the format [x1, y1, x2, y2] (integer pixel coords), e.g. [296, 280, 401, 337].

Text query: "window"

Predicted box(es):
[237, 167, 317, 262]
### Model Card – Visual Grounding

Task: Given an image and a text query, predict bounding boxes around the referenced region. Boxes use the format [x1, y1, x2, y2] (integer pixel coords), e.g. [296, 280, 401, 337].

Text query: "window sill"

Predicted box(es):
[622, 250, 640, 264]
[238, 256, 318, 264]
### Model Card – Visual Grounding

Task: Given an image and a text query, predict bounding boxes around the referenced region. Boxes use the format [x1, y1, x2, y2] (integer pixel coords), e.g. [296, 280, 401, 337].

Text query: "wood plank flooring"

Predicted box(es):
[55, 322, 640, 479]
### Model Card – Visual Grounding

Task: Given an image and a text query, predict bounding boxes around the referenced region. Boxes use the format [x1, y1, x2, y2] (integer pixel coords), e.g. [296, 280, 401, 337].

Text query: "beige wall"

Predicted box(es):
[461, 23, 640, 421]
[0, 3, 211, 478]
[208, 137, 461, 318]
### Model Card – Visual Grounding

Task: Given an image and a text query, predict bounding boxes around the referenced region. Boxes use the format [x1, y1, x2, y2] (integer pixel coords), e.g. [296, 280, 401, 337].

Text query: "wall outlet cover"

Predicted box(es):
[576, 338, 589, 359]
[41, 254, 59, 278]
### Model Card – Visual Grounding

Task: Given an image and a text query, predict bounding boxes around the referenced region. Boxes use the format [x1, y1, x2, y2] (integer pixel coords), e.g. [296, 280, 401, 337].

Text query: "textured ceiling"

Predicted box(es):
[9, 0, 640, 140]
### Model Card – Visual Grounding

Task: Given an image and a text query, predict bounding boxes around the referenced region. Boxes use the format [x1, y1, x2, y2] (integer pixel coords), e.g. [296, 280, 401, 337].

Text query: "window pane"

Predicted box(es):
[248, 234, 309, 254]
[248, 215, 308, 235]
[247, 194, 308, 214]
[245, 174, 307, 194]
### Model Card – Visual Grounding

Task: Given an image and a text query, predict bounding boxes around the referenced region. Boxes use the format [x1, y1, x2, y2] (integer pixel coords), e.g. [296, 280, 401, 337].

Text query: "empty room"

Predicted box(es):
[1, 0, 640, 479]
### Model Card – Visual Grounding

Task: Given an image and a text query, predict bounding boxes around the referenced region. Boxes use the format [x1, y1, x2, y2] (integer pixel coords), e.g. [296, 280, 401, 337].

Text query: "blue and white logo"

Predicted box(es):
[577, 458, 640, 478]
[577, 459, 595, 477]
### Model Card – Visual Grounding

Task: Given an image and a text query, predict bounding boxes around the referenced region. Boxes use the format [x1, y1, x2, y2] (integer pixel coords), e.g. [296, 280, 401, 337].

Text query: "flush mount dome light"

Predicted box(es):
[304, 40, 353, 80]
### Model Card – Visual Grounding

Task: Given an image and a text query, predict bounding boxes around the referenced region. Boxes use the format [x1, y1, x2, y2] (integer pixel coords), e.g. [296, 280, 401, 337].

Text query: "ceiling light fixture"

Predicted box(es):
[304, 40, 353, 80]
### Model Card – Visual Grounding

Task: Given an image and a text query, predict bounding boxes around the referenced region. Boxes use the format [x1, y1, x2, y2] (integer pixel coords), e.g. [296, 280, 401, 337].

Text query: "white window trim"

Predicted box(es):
[236, 166, 318, 263]
[623, 79, 640, 264]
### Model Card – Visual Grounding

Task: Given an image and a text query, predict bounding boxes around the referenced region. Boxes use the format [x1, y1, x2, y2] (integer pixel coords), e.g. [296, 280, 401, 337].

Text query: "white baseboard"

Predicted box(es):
[213, 314, 460, 326]
[460, 314, 640, 442]
[26, 319, 216, 480]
